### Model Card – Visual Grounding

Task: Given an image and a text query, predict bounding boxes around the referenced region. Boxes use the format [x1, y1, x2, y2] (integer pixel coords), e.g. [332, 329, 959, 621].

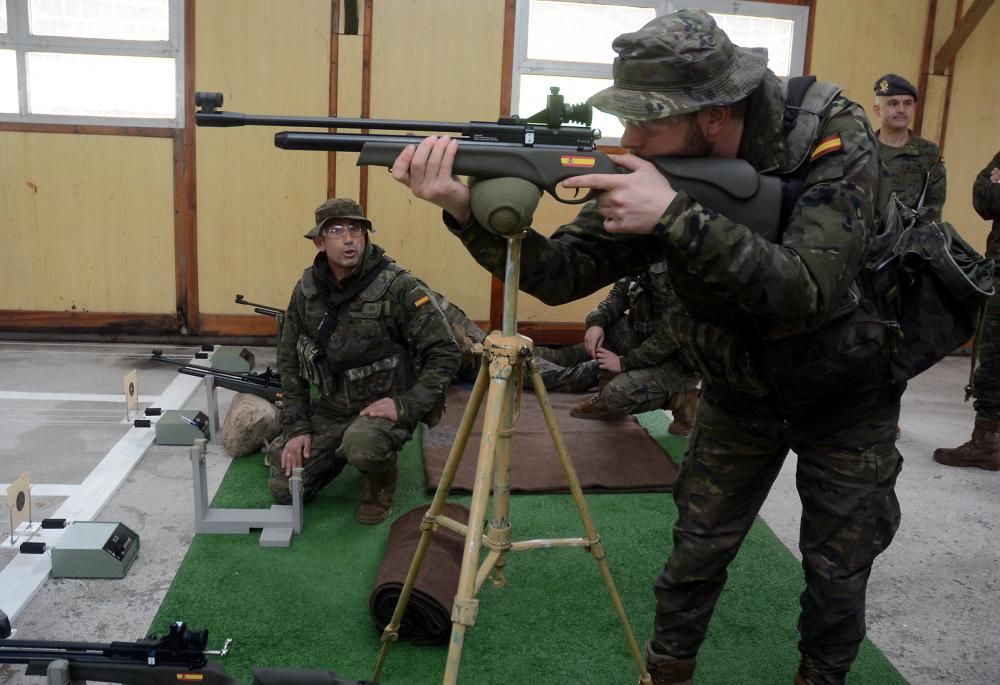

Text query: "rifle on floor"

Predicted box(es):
[0, 612, 371, 685]
[150, 350, 284, 403]
[193, 89, 783, 232]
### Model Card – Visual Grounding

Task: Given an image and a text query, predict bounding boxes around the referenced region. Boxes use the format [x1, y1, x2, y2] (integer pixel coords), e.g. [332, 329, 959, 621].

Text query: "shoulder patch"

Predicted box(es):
[810, 134, 843, 162]
[414, 294, 430, 309]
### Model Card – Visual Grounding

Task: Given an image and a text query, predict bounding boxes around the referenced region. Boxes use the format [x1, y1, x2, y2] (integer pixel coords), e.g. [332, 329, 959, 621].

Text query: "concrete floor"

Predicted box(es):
[0, 342, 997, 684]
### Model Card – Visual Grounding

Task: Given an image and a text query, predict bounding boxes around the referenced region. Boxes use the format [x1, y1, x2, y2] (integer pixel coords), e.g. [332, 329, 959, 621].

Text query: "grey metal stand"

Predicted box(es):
[190, 439, 303, 547]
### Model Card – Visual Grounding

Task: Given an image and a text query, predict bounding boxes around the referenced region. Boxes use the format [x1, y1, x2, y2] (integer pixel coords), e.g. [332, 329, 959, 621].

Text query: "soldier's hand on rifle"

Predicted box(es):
[282, 433, 312, 476]
[595, 347, 622, 373]
[392, 136, 472, 225]
[361, 397, 399, 422]
[584, 325, 606, 358]
[561, 154, 676, 234]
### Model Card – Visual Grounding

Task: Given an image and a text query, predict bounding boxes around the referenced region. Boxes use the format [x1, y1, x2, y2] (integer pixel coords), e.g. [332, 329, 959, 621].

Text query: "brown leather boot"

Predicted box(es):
[569, 393, 619, 420]
[644, 656, 696, 685]
[933, 417, 1000, 470]
[356, 465, 399, 524]
[667, 388, 700, 437]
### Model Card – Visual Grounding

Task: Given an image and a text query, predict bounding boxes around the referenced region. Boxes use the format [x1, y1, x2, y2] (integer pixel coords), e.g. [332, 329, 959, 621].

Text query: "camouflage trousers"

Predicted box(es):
[972, 238, 1000, 419]
[651, 386, 903, 685]
[533, 316, 647, 395]
[268, 412, 412, 503]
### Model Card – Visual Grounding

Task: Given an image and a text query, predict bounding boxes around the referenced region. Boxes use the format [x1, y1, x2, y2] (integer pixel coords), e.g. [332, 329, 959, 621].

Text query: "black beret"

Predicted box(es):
[874, 74, 918, 100]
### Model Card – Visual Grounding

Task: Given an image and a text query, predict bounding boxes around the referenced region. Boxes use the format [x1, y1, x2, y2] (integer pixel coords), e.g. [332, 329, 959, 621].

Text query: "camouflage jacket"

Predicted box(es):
[973, 150, 1000, 256]
[277, 242, 460, 437]
[583, 260, 683, 371]
[443, 72, 886, 403]
[877, 132, 946, 221]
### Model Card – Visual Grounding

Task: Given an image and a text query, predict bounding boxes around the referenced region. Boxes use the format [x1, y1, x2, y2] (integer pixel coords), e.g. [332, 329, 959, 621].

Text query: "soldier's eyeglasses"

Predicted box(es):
[322, 223, 366, 238]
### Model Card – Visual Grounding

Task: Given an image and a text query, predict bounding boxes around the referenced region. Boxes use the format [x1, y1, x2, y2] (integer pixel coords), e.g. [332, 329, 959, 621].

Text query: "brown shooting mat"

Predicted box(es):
[423, 386, 679, 494]
[369, 502, 470, 645]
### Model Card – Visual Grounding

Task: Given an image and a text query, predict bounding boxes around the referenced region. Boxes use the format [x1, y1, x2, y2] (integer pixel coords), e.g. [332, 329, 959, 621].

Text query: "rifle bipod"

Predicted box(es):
[371, 234, 651, 685]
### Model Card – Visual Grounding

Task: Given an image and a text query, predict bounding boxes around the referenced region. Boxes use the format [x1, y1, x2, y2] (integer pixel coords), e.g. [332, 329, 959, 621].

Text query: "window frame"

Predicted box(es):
[512, 0, 810, 142]
[0, 0, 185, 128]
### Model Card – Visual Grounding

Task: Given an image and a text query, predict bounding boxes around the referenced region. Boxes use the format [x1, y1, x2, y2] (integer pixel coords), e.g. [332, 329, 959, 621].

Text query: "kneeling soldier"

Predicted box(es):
[270, 198, 460, 523]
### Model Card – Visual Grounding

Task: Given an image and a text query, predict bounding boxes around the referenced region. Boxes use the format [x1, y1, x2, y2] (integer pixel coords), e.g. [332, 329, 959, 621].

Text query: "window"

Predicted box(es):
[513, 0, 809, 143]
[0, 0, 183, 126]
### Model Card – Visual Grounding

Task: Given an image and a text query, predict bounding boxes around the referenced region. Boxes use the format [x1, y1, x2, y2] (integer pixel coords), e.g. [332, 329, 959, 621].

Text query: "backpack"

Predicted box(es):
[783, 77, 995, 382]
[864, 196, 994, 381]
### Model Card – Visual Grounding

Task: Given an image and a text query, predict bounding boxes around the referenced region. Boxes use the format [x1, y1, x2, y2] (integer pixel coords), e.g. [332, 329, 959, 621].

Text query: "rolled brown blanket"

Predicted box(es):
[369, 503, 470, 645]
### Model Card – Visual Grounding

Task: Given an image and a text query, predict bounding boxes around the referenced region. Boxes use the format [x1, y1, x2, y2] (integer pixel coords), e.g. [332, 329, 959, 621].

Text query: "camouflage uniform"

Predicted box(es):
[440, 11, 902, 684]
[537, 264, 699, 414]
[270, 241, 460, 502]
[969, 149, 1000, 419]
[877, 135, 946, 221]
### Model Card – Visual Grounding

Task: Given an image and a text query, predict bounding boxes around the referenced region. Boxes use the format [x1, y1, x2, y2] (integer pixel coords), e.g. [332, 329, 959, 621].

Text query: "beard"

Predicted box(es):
[680, 117, 713, 157]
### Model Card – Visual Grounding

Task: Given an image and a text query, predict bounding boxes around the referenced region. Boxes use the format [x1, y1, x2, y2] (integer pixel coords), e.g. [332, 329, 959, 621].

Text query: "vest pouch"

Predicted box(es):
[889, 220, 994, 380]
[296, 334, 336, 396]
[666, 312, 769, 396]
[761, 302, 894, 405]
[344, 353, 401, 409]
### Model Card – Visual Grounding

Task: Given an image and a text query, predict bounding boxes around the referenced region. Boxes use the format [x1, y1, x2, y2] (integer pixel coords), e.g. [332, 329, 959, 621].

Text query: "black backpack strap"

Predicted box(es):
[315, 256, 390, 352]
[782, 75, 817, 133]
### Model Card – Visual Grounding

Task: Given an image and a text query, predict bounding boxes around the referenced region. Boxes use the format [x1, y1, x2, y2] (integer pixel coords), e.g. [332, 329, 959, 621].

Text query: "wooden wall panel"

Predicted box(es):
[194, 0, 331, 315]
[0, 132, 175, 313]
[811, 0, 927, 105]
[363, 0, 504, 322]
[938, 0, 1000, 251]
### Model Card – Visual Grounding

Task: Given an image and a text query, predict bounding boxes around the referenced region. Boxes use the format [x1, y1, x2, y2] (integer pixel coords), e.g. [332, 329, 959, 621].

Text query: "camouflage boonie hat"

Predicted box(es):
[589, 9, 768, 122]
[304, 197, 373, 239]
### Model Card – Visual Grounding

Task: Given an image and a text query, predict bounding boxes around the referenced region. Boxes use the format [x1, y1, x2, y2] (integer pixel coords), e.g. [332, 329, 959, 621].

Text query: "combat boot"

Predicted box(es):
[933, 417, 1000, 471]
[569, 393, 619, 421]
[666, 388, 700, 437]
[644, 657, 696, 685]
[356, 464, 399, 524]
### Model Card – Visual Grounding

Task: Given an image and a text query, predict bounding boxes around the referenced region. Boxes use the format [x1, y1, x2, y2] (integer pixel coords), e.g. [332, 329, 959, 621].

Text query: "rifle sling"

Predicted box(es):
[315, 256, 390, 355]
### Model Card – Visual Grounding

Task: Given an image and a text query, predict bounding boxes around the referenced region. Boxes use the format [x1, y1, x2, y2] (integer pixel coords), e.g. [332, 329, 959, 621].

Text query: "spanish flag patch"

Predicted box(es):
[414, 294, 430, 309]
[810, 134, 843, 162]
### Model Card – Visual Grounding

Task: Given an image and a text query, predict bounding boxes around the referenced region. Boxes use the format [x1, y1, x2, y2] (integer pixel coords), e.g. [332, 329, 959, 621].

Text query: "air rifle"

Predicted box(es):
[0, 612, 370, 685]
[194, 89, 783, 236]
[150, 350, 284, 403]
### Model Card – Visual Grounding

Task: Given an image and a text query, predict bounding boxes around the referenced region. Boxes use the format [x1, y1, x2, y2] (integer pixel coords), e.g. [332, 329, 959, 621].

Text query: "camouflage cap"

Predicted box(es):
[588, 9, 768, 122]
[304, 197, 373, 239]
[874, 73, 918, 100]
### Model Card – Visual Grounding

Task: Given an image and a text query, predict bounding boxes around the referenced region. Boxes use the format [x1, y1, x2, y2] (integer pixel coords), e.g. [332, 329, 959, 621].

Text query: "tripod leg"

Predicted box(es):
[372, 361, 490, 681]
[527, 359, 652, 685]
[443, 362, 516, 685]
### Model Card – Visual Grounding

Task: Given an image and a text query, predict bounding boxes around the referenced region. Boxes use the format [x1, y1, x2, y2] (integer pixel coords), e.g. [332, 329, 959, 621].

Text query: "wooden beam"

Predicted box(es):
[939, 0, 966, 150]
[358, 0, 373, 209]
[175, 0, 199, 335]
[933, 0, 996, 73]
[0, 123, 173, 137]
[914, 0, 938, 135]
[328, 0, 341, 199]
[0, 311, 180, 336]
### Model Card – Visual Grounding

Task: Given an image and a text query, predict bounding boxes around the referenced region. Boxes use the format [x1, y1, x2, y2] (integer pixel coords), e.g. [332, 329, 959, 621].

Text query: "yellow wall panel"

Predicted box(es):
[334, 34, 364, 201]
[938, 1, 1000, 251]
[0, 132, 174, 313]
[812, 0, 927, 108]
[195, 0, 331, 314]
[364, 0, 507, 322]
